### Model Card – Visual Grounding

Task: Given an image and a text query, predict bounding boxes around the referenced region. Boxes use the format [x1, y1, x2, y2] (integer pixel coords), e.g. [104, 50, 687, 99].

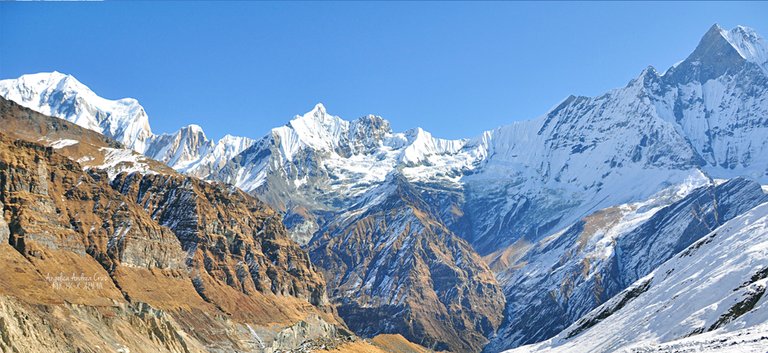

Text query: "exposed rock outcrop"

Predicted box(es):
[110, 171, 328, 309]
[310, 175, 505, 353]
[0, 111, 347, 352]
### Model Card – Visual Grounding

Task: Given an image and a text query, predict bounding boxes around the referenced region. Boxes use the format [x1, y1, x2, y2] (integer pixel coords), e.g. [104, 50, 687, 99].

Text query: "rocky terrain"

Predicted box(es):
[0, 95, 174, 178]
[1, 23, 767, 353]
[0, 100, 367, 352]
[309, 175, 504, 352]
[110, 171, 328, 311]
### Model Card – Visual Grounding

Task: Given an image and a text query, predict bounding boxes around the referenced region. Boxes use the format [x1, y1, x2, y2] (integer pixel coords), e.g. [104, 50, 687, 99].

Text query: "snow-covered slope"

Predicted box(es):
[621, 323, 768, 353]
[0, 72, 154, 150]
[0, 72, 254, 178]
[2, 24, 767, 352]
[504, 200, 768, 353]
[485, 177, 768, 351]
[722, 25, 768, 74]
[211, 103, 484, 243]
[457, 77, 707, 254]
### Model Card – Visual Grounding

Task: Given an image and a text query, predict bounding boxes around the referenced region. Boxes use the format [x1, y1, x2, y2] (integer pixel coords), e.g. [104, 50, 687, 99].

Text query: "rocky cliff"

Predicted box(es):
[0, 100, 354, 352]
[110, 171, 328, 311]
[309, 175, 505, 353]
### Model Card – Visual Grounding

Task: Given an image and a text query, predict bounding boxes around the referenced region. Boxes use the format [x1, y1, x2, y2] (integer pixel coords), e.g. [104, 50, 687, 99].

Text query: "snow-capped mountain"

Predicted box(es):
[143, 124, 255, 177]
[504, 199, 768, 353]
[2, 25, 765, 252]
[210, 103, 483, 244]
[478, 24, 768, 349]
[0, 72, 154, 150]
[218, 23, 768, 256]
[459, 24, 768, 254]
[1, 23, 768, 353]
[0, 72, 255, 178]
[652, 24, 768, 179]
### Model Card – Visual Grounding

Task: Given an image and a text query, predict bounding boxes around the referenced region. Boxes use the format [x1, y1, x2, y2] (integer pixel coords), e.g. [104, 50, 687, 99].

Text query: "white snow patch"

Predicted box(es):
[48, 139, 79, 149]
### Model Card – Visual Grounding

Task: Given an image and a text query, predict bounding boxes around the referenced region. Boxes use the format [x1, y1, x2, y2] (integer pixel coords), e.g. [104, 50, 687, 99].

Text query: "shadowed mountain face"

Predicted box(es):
[309, 175, 505, 353]
[503, 200, 768, 353]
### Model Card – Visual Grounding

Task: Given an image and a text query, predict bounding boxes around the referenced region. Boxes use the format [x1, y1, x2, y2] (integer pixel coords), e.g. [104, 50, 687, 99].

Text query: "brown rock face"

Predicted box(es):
[0, 138, 185, 272]
[0, 99, 351, 352]
[309, 177, 505, 353]
[110, 172, 328, 310]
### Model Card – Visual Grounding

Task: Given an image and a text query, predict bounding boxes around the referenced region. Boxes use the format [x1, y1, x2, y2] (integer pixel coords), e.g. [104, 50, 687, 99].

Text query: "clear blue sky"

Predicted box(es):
[1, 2, 766, 140]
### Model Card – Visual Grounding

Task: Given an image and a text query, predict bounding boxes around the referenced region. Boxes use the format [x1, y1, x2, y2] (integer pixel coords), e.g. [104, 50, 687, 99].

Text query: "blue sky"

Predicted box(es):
[1, 2, 766, 140]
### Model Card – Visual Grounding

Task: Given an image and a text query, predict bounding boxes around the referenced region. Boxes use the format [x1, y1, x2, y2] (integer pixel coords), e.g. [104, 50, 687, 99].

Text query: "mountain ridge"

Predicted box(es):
[1, 23, 768, 353]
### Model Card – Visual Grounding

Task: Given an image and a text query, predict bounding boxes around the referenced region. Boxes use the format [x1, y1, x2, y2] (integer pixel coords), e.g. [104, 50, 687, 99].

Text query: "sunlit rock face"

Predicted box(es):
[0, 99, 345, 353]
[1, 23, 767, 353]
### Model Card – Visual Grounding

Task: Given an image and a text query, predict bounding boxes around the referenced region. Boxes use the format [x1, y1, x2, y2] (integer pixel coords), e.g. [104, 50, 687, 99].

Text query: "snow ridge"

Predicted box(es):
[721, 25, 768, 73]
[0, 72, 254, 178]
[1, 24, 768, 351]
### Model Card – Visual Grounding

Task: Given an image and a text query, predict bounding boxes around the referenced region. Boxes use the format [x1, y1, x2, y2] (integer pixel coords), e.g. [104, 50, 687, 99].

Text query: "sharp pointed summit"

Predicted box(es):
[2, 23, 768, 353]
[665, 24, 748, 83]
[312, 102, 327, 114]
[665, 24, 768, 82]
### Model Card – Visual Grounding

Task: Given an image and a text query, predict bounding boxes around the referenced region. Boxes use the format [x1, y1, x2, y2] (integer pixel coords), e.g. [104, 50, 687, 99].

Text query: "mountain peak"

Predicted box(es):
[293, 102, 339, 124]
[706, 23, 725, 35]
[0, 72, 154, 145]
[21, 70, 70, 81]
[694, 23, 738, 56]
[311, 102, 327, 115]
[182, 124, 206, 137]
[351, 114, 392, 135]
[662, 24, 762, 83]
[694, 24, 767, 68]
[12, 71, 86, 95]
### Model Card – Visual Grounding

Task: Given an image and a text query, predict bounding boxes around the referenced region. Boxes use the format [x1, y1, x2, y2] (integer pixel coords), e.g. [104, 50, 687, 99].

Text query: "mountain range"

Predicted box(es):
[0, 23, 767, 353]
